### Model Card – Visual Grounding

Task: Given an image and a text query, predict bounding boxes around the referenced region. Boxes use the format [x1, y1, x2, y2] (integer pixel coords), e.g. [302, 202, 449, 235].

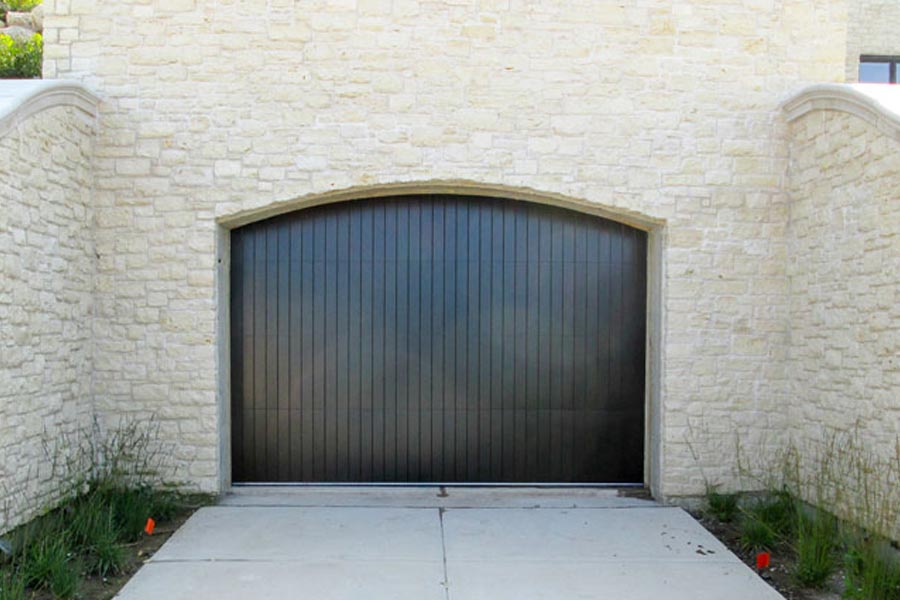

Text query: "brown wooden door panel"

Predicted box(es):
[230, 195, 647, 483]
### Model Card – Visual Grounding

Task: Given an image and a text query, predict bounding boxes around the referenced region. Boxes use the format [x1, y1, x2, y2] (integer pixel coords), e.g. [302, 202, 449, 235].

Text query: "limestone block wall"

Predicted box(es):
[846, 0, 900, 81]
[0, 82, 99, 533]
[43, 0, 848, 496]
[785, 87, 900, 539]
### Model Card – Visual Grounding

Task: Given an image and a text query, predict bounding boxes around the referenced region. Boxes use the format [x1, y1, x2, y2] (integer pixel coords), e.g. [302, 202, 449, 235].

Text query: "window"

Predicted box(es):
[859, 55, 900, 83]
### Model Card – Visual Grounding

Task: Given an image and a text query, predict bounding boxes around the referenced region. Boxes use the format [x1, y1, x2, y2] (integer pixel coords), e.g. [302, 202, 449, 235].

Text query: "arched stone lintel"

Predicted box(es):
[216, 180, 665, 233]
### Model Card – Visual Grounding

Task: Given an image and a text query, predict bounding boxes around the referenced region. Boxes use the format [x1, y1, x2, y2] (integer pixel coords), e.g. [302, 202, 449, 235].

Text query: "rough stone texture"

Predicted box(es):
[31, 5, 44, 33]
[846, 0, 900, 82]
[0, 25, 35, 43]
[37, 0, 851, 498]
[0, 104, 97, 533]
[5, 12, 34, 30]
[786, 109, 900, 540]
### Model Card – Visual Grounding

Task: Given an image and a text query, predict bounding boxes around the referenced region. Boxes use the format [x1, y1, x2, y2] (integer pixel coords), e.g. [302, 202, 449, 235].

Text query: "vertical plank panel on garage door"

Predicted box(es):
[231, 195, 647, 484]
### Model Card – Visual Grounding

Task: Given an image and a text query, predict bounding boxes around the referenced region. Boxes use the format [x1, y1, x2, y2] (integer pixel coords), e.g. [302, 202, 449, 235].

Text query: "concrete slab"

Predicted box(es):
[442, 506, 730, 561]
[154, 506, 443, 562]
[444, 560, 784, 600]
[114, 490, 784, 600]
[442, 506, 782, 600]
[118, 561, 446, 600]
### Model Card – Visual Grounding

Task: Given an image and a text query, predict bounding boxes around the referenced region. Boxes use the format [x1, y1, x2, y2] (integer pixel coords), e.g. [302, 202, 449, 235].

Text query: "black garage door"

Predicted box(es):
[230, 195, 647, 484]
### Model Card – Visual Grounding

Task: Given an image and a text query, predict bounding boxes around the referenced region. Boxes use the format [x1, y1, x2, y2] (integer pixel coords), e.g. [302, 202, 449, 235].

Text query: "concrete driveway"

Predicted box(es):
[114, 488, 783, 600]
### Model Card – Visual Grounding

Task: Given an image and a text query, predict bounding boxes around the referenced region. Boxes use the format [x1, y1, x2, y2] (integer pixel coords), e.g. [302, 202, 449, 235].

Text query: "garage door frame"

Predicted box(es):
[214, 184, 664, 495]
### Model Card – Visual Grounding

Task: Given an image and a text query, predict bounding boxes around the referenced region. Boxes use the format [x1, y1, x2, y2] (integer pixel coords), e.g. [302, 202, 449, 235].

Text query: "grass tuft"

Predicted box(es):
[21, 533, 73, 591]
[739, 515, 777, 552]
[792, 509, 838, 588]
[705, 488, 739, 523]
[844, 541, 900, 600]
[69, 494, 126, 577]
[751, 491, 795, 538]
[738, 490, 797, 552]
[0, 567, 27, 600]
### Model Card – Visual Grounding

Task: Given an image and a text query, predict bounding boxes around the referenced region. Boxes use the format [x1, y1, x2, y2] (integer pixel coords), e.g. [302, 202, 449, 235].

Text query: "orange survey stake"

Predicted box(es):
[144, 517, 156, 535]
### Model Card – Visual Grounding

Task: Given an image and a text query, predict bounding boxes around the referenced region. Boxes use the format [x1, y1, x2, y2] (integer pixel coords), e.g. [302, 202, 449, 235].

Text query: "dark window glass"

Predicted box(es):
[860, 61, 891, 83]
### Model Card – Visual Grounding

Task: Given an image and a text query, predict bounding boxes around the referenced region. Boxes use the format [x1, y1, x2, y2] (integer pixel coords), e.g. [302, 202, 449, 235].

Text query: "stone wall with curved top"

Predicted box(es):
[0, 81, 99, 534]
[784, 84, 900, 539]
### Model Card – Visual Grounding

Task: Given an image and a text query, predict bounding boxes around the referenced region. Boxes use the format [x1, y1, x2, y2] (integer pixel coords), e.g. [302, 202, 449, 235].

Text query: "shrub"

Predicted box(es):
[0, 33, 42, 79]
[5, 0, 43, 11]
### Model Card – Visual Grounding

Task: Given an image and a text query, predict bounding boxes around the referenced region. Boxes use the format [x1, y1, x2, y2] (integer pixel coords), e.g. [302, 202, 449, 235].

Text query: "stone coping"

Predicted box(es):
[783, 83, 900, 141]
[0, 80, 99, 139]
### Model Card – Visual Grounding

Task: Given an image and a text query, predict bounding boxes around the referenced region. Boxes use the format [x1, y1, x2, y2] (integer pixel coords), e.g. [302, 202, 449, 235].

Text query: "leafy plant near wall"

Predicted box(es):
[0, 32, 42, 79]
[3, 0, 43, 12]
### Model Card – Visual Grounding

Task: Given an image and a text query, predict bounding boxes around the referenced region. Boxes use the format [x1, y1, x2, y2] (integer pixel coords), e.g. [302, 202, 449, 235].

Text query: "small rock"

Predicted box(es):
[0, 25, 34, 43]
[4, 11, 31, 29]
[30, 4, 42, 32]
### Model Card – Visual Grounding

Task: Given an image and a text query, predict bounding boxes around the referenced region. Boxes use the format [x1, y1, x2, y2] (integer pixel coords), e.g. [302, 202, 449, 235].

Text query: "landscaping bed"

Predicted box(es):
[691, 490, 900, 600]
[0, 421, 215, 600]
[0, 486, 212, 600]
[693, 507, 843, 599]
[39, 508, 195, 600]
